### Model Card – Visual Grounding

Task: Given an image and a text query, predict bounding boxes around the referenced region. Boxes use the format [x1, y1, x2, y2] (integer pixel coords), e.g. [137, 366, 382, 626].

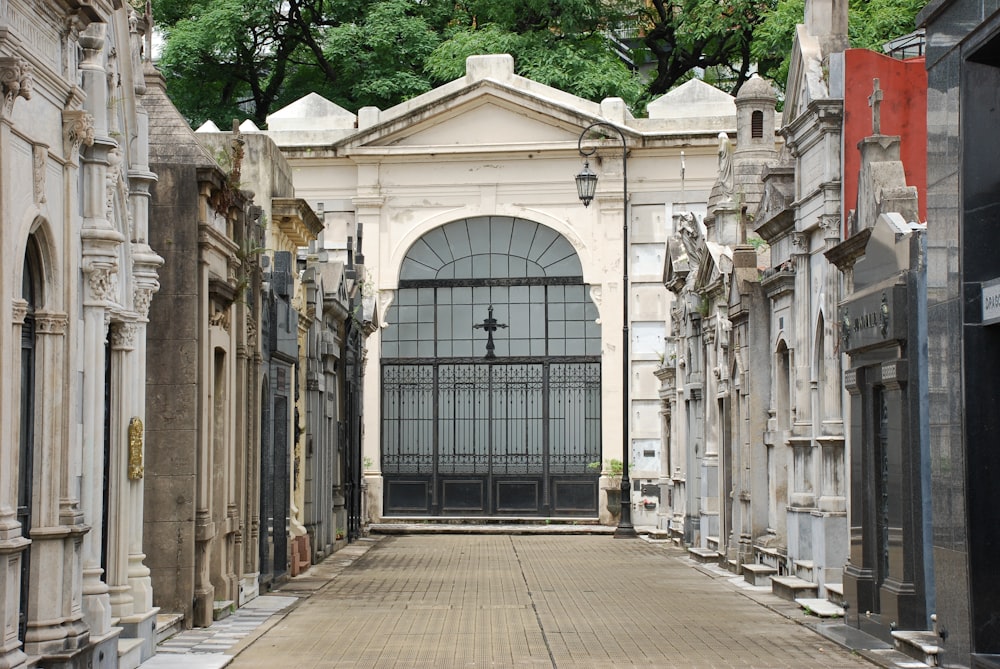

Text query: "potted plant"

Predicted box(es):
[589, 459, 624, 517]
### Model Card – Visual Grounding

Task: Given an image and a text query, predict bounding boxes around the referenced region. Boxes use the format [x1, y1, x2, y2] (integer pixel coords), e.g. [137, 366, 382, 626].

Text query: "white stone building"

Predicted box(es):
[263, 55, 730, 522]
[1, 1, 161, 667]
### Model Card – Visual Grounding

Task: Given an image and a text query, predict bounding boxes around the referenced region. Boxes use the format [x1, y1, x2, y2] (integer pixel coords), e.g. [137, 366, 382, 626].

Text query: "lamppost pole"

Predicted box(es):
[576, 121, 637, 538]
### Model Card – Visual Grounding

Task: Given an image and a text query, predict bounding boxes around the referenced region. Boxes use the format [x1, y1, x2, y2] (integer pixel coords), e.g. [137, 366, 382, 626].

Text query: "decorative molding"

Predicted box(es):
[209, 304, 231, 332]
[128, 417, 144, 480]
[33, 143, 48, 204]
[0, 56, 33, 116]
[63, 110, 95, 163]
[106, 146, 123, 225]
[246, 315, 257, 350]
[86, 266, 115, 301]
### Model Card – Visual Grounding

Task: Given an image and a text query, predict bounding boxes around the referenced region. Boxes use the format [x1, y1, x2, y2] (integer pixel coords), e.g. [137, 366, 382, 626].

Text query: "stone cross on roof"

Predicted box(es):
[868, 78, 883, 135]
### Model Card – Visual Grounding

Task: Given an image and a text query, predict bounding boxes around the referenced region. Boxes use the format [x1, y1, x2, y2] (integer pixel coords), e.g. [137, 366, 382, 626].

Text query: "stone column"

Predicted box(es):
[78, 19, 125, 630]
[842, 366, 875, 625]
[789, 231, 815, 514]
[106, 322, 136, 620]
[1, 300, 31, 669]
[79, 262, 116, 640]
[0, 51, 35, 669]
[125, 251, 159, 621]
[127, 56, 162, 640]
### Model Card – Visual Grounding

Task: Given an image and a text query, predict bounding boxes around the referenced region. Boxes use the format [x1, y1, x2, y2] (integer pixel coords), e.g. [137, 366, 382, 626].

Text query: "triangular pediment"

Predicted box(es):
[694, 242, 732, 293]
[361, 94, 584, 149]
[647, 79, 735, 120]
[783, 24, 828, 123]
[339, 74, 628, 151]
[753, 166, 796, 242]
[663, 236, 691, 293]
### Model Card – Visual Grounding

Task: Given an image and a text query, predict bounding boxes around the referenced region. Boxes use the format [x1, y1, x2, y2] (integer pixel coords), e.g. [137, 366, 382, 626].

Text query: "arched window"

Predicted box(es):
[18, 236, 42, 642]
[751, 110, 764, 139]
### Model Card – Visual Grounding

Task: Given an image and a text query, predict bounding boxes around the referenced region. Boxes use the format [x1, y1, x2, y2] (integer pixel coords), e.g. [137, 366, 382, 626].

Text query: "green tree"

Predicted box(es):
[640, 0, 775, 98]
[751, 0, 926, 90]
[323, 0, 449, 109]
[155, 0, 451, 127]
[424, 0, 644, 109]
[157, 0, 329, 127]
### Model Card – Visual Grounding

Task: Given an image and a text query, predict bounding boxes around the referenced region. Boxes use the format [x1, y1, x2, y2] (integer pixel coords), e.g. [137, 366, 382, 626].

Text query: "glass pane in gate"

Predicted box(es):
[439, 365, 490, 475]
[549, 363, 602, 474]
[382, 365, 435, 475]
[491, 365, 544, 475]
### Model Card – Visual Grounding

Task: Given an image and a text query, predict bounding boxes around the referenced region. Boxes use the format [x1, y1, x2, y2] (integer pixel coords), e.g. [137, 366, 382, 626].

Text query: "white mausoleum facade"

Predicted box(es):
[264, 55, 734, 522]
[1, 1, 161, 667]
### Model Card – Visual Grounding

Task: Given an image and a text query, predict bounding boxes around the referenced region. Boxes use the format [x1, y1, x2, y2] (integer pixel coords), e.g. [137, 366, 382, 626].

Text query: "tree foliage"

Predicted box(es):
[640, 0, 775, 98]
[751, 0, 926, 90]
[155, 0, 926, 128]
[425, 0, 644, 108]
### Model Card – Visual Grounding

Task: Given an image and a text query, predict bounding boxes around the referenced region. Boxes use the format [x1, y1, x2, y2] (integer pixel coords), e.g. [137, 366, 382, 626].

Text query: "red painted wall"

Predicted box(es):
[843, 49, 927, 237]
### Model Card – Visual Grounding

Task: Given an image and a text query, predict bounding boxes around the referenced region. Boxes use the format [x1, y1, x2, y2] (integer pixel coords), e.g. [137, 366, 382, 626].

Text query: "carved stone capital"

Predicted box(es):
[35, 312, 69, 335]
[0, 56, 33, 116]
[110, 321, 137, 351]
[63, 110, 95, 163]
[133, 286, 155, 319]
[85, 265, 116, 302]
[12, 298, 28, 325]
[820, 214, 841, 241]
[791, 231, 810, 255]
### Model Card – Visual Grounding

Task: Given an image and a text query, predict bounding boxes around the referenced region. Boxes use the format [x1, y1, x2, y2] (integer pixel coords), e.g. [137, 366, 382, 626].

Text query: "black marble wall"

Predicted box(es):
[922, 0, 1000, 664]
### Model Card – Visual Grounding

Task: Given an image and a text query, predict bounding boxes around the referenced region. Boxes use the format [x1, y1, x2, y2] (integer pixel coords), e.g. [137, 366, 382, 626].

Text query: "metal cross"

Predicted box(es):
[473, 305, 507, 359]
[868, 78, 883, 135]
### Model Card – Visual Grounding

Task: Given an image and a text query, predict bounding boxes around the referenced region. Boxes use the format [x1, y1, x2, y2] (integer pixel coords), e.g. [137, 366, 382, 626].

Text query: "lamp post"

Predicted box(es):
[576, 121, 637, 538]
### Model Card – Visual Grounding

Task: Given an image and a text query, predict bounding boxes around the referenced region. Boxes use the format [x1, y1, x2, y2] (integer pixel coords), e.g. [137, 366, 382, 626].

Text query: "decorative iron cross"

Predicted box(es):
[868, 78, 883, 135]
[473, 305, 507, 359]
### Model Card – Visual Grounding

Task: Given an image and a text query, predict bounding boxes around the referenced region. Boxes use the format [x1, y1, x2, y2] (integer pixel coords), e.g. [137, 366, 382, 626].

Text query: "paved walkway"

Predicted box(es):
[143, 533, 929, 669]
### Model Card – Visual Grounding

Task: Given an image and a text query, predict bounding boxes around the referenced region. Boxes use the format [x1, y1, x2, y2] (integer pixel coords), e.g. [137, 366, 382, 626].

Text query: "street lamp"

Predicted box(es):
[576, 121, 637, 539]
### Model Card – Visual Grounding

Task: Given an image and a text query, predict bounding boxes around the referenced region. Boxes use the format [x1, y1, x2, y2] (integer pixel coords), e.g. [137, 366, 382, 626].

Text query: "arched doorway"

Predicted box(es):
[381, 216, 602, 517]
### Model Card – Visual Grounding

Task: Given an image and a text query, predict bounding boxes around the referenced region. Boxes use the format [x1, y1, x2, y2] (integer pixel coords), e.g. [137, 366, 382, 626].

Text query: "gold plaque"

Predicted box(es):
[128, 417, 144, 480]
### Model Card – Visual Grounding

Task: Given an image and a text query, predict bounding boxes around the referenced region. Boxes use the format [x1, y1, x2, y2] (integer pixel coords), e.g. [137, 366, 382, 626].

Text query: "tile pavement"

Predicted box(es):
[140, 531, 931, 669]
[139, 539, 380, 668]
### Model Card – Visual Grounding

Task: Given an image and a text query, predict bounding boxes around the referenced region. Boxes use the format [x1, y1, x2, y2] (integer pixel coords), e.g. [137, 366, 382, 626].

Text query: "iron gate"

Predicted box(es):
[382, 361, 601, 516]
[381, 216, 603, 517]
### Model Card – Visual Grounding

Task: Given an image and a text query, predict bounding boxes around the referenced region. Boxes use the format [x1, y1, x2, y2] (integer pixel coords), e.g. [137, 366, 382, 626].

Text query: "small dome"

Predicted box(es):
[736, 74, 777, 102]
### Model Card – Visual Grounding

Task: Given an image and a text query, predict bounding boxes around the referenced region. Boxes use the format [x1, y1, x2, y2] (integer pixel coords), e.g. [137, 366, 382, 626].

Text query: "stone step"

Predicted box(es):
[726, 559, 740, 574]
[796, 598, 844, 618]
[213, 600, 235, 622]
[117, 637, 144, 669]
[770, 575, 818, 601]
[155, 613, 185, 645]
[706, 536, 720, 552]
[742, 562, 777, 587]
[892, 630, 941, 667]
[825, 582, 845, 607]
[688, 547, 721, 564]
[793, 559, 814, 581]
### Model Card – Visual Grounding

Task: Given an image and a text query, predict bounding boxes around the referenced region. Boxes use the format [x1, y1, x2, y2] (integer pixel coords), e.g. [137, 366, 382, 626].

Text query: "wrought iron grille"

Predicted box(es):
[381, 217, 602, 516]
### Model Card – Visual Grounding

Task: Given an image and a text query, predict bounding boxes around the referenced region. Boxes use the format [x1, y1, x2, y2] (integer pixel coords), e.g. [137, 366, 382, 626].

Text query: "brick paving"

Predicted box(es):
[223, 534, 883, 669]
